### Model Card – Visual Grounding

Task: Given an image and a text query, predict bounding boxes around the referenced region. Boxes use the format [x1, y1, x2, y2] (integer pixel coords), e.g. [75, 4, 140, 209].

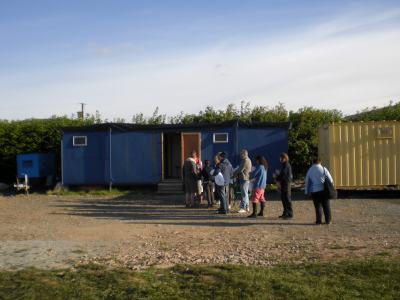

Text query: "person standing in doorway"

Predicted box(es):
[305, 157, 334, 225]
[183, 150, 199, 208]
[217, 152, 233, 214]
[233, 149, 252, 213]
[248, 156, 268, 218]
[275, 152, 293, 219]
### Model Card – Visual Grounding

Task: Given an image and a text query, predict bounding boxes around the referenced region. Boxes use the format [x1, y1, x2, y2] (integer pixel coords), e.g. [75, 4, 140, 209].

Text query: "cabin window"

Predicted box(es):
[73, 136, 87, 147]
[22, 160, 33, 168]
[376, 127, 393, 139]
[213, 133, 229, 143]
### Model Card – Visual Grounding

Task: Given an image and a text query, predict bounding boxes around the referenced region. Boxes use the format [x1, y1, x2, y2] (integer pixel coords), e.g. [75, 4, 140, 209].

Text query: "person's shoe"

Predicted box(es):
[257, 211, 264, 217]
[247, 213, 257, 218]
[218, 211, 228, 215]
[315, 221, 322, 225]
[283, 215, 293, 220]
[278, 214, 286, 218]
[246, 207, 250, 213]
[238, 209, 247, 213]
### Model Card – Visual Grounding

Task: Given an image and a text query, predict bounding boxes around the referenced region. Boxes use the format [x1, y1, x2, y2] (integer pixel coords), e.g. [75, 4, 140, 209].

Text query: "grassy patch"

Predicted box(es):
[0, 259, 399, 299]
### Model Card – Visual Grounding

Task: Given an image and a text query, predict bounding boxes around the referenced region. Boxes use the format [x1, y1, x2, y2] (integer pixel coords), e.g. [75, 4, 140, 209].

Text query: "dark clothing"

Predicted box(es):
[276, 161, 293, 191]
[219, 158, 233, 187]
[183, 158, 198, 193]
[216, 184, 228, 213]
[311, 190, 331, 224]
[277, 161, 293, 217]
[281, 189, 293, 217]
[201, 166, 212, 183]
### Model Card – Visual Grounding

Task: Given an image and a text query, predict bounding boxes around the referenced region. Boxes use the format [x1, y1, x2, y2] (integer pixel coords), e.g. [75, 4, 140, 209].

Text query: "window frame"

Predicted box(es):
[213, 133, 229, 144]
[73, 136, 88, 147]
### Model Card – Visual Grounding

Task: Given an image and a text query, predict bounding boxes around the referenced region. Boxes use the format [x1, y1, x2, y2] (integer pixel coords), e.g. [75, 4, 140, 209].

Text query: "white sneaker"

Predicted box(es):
[238, 209, 247, 213]
[246, 208, 250, 213]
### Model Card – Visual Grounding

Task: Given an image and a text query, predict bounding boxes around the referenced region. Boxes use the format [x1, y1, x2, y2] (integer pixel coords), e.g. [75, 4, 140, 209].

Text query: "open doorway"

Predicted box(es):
[163, 132, 182, 179]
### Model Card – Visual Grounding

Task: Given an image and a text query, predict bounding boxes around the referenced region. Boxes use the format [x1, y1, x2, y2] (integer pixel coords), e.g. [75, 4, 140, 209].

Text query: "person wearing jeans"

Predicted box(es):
[218, 152, 233, 214]
[305, 157, 334, 225]
[233, 149, 252, 213]
[212, 155, 228, 214]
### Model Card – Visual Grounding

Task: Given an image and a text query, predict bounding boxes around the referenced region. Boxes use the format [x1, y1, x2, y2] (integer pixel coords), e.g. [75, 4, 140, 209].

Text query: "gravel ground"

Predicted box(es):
[0, 193, 399, 270]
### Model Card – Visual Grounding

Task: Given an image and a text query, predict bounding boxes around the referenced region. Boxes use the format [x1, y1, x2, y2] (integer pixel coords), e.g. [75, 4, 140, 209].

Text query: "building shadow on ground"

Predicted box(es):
[50, 192, 319, 227]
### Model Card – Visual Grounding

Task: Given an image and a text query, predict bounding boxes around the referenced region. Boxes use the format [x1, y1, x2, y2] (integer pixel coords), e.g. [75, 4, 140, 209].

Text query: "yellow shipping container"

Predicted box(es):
[318, 121, 400, 189]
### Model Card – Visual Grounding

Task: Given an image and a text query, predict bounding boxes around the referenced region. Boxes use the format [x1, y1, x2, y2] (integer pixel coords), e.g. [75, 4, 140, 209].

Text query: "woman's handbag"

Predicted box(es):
[323, 167, 337, 199]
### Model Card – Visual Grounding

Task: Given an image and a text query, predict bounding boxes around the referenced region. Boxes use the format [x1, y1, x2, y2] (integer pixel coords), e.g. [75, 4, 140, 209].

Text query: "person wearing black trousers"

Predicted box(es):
[305, 157, 334, 225]
[275, 152, 293, 219]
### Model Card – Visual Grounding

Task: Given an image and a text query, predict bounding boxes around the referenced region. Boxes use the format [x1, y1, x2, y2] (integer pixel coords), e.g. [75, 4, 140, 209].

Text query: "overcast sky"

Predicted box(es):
[1, 0, 400, 120]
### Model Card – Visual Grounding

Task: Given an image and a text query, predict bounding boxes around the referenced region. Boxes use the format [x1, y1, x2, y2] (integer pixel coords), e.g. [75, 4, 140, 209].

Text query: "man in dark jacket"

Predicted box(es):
[217, 152, 233, 214]
[275, 152, 293, 219]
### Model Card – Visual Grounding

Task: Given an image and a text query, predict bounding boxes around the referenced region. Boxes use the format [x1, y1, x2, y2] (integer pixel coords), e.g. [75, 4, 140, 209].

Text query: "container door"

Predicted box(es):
[181, 133, 201, 166]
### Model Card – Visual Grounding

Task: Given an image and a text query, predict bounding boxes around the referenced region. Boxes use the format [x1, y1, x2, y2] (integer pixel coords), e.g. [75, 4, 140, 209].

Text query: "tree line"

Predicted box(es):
[0, 101, 398, 183]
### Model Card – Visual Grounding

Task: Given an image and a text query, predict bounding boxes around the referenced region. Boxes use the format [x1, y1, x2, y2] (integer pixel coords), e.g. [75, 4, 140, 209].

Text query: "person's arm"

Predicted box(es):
[324, 167, 334, 184]
[232, 160, 245, 177]
[304, 169, 310, 195]
[252, 166, 261, 181]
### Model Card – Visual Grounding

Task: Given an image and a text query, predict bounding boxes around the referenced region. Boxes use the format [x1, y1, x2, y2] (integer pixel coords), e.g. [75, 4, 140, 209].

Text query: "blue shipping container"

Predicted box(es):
[61, 121, 290, 186]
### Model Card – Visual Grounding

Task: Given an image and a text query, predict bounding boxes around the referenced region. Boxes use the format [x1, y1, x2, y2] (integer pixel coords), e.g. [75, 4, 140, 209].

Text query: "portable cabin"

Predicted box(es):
[61, 121, 291, 189]
[16, 153, 56, 180]
[318, 121, 400, 189]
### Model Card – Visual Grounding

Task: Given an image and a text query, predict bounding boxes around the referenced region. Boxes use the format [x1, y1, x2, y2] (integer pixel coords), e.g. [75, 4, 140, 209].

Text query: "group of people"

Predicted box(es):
[183, 149, 334, 224]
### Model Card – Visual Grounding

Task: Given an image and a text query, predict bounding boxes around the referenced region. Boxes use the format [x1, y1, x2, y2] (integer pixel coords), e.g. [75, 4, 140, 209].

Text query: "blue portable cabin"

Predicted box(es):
[61, 121, 291, 187]
[16, 153, 56, 179]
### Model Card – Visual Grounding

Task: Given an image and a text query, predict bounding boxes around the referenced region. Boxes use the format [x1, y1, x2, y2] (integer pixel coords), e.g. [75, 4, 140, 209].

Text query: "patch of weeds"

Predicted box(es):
[346, 245, 366, 251]
[13, 248, 29, 254]
[71, 249, 86, 255]
[330, 244, 344, 250]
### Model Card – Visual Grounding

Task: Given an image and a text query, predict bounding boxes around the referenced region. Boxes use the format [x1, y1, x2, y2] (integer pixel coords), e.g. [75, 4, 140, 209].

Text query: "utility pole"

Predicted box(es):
[77, 102, 86, 120]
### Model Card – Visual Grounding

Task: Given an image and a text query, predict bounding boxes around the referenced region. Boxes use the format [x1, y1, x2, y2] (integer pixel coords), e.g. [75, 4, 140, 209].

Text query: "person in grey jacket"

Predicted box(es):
[232, 149, 252, 213]
[217, 152, 233, 214]
[305, 157, 334, 224]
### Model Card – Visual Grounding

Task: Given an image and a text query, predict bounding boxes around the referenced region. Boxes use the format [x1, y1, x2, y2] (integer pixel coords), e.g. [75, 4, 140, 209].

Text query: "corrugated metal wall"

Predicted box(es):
[111, 131, 162, 184]
[62, 125, 289, 186]
[237, 128, 288, 183]
[62, 131, 109, 185]
[319, 121, 400, 188]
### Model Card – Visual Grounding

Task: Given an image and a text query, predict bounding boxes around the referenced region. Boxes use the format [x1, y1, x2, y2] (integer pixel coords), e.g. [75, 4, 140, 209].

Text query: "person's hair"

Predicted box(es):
[241, 149, 248, 156]
[204, 159, 210, 165]
[214, 155, 220, 164]
[280, 152, 289, 162]
[256, 155, 268, 169]
[218, 151, 226, 159]
[313, 157, 322, 164]
[190, 150, 197, 158]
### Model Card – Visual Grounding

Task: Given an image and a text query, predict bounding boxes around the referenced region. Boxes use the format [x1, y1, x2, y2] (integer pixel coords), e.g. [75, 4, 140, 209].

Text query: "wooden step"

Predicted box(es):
[157, 180, 184, 194]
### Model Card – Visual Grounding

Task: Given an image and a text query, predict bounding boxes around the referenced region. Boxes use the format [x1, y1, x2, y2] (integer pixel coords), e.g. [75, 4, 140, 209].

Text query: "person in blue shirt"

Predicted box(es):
[305, 157, 334, 225]
[248, 156, 268, 218]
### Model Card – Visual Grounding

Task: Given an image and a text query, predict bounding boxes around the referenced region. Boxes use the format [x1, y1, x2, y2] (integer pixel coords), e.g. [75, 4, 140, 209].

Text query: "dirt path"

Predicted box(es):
[0, 193, 399, 270]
